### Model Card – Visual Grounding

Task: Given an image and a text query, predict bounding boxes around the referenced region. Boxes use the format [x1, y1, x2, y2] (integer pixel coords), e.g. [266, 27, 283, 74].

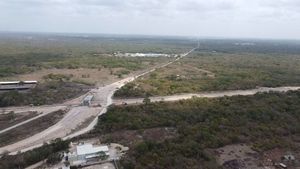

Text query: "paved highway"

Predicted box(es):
[0, 47, 197, 155]
[1, 47, 300, 155]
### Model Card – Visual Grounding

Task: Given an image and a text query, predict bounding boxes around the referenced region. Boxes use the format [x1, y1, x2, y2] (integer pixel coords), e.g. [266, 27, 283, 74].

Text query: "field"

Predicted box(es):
[115, 40, 300, 97]
[0, 111, 39, 130]
[0, 81, 90, 107]
[2, 35, 300, 169]
[0, 33, 194, 79]
[0, 33, 196, 107]
[88, 90, 300, 169]
[0, 109, 67, 147]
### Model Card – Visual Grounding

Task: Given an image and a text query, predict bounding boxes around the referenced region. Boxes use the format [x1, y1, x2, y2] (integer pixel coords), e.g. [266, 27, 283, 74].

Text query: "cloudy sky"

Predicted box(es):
[0, 0, 300, 39]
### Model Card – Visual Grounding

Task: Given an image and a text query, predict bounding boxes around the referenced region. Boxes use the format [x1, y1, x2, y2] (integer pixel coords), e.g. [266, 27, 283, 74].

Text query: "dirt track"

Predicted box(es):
[0, 47, 212, 154]
[0, 53, 188, 154]
[1, 47, 300, 155]
[113, 86, 300, 105]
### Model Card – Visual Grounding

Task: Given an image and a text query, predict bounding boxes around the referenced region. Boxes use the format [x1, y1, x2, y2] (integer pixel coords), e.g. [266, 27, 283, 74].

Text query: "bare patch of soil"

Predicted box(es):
[213, 144, 263, 169]
[0, 109, 67, 147]
[148, 62, 215, 80]
[0, 111, 39, 130]
[100, 127, 177, 147]
[69, 115, 96, 135]
[260, 148, 300, 169]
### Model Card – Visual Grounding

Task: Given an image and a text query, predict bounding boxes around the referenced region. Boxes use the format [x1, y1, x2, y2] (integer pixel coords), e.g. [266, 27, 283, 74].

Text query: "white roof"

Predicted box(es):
[76, 144, 109, 155]
[0, 81, 37, 85]
[83, 95, 94, 101]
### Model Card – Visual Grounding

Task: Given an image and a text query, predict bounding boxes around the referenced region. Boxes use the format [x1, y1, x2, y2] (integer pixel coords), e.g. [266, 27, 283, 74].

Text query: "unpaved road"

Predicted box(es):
[0, 106, 66, 134]
[113, 86, 300, 105]
[1, 47, 299, 156]
[0, 78, 127, 154]
[0, 48, 198, 155]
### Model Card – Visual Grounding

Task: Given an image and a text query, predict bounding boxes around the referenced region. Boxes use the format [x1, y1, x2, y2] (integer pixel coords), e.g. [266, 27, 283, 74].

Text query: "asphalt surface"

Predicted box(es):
[0, 105, 67, 134]
[113, 86, 300, 105]
[0, 48, 197, 155]
[1, 47, 300, 155]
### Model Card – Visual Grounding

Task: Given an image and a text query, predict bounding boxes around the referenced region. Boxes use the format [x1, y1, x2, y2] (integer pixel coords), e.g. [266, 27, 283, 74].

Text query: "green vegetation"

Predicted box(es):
[114, 69, 131, 78]
[0, 109, 66, 147]
[0, 52, 167, 78]
[43, 73, 73, 81]
[0, 138, 69, 169]
[46, 152, 64, 165]
[0, 81, 90, 107]
[94, 90, 300, 169]
[0, 33, 194, 78]
[0, 33, 193, 107]
[115, 52, 300, 97]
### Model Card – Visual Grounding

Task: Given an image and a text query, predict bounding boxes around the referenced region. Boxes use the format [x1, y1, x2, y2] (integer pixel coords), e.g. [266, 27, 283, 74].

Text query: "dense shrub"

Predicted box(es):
[0, 139, 69, 169]
[95, 90, 300, 169]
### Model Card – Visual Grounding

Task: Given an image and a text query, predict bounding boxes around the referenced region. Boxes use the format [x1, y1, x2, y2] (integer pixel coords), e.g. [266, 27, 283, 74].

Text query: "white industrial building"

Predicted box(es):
[68, 143, 109, 165]
[0, 81, 37, 91]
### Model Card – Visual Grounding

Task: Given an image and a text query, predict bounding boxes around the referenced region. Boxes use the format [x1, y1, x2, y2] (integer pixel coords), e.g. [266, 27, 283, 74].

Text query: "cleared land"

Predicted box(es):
[0, 111, 39, 130]
[0, 109, 67, 147]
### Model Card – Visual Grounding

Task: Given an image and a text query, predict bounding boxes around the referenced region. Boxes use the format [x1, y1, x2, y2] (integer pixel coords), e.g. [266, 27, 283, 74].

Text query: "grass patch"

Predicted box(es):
[0, 138, 69, 169]
[115, 52, 300, 97]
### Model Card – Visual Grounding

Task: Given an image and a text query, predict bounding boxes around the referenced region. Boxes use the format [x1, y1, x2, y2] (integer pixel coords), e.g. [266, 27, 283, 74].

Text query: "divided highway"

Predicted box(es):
[1, 47, 299, 155]
[0, 47, 197, 155]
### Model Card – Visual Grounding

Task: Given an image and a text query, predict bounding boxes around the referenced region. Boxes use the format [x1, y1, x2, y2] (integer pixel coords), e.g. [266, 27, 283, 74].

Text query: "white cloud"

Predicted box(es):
[0, 0, 300, 39]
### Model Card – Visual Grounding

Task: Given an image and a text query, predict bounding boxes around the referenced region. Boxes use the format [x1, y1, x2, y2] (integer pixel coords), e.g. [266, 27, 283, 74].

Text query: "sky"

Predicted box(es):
[0, 0, 300, 39]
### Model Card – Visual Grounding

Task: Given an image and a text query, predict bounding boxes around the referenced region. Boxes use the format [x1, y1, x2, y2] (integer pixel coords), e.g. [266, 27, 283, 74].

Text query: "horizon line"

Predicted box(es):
[1, 30, 300, 41]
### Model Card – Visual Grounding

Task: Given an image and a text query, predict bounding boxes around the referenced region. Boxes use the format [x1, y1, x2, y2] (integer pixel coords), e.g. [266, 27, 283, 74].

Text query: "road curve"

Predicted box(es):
[0, 106, 67, 134]
[0, 47, 197, 155]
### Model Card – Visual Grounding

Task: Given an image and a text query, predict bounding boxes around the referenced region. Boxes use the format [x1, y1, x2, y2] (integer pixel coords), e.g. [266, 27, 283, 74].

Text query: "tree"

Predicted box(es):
[46, 153, 63, 165]
[7, 111, 16, 121]
[143, 96, 151, 105]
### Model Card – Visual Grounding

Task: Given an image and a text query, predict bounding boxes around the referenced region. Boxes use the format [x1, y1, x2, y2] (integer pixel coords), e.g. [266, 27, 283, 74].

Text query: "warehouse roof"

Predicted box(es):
[83, 95, 94, 101]
[76, 144, 109, 156]
[0, 81, 38, 85]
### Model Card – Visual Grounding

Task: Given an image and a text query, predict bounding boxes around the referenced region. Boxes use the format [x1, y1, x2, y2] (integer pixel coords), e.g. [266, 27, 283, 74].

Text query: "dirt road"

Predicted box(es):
[1, 47, 299, 155]
[1, 47, 299, 156]
[0, 47, 196, 155]
[113, 86, 300, 105]
[0, 63, 168, 154]
[0, 106, 66, 134]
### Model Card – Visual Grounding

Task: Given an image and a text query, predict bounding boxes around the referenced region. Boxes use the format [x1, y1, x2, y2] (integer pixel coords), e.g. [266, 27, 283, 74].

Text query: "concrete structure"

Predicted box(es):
[82, 95, 94, 106]
[0, 81, 37, 91]
[77, 144, 109, 159]
[68, 143, 109, 165]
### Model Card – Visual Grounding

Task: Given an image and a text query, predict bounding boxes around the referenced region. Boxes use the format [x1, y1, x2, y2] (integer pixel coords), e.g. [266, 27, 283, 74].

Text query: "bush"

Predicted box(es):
[0, 139, 70, 169]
